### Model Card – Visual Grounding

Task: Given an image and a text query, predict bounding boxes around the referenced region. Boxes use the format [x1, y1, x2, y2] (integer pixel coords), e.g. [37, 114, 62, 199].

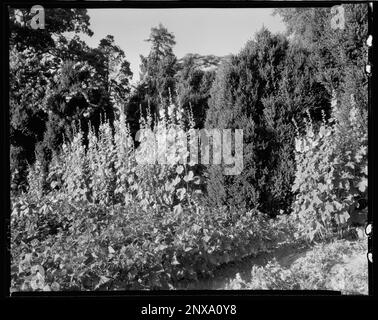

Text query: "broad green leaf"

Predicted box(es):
[176, 165, 184, 174]
[357, 177, 367, 192]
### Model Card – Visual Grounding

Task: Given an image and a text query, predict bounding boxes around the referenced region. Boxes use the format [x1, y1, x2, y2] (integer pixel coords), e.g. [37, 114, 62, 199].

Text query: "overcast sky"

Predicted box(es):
[79, 8, 286, 83]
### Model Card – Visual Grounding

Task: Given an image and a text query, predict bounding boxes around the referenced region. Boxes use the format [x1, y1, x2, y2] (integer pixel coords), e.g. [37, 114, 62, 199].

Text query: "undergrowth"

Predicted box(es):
[225, 238, 368, 295]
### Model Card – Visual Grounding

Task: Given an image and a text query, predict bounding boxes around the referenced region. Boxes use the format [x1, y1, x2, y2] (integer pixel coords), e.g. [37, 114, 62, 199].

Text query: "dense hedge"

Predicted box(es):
[11, 193, 278, 291]
[205, 28, 330, 216]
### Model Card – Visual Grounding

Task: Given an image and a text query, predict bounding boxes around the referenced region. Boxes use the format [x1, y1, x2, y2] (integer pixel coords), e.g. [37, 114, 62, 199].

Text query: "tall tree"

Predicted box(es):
[274, 4, 368, 120]
[140, 23, 177, 103]
[9, 8, 93, 53]
[9, 9, 133, 192]
[9, 8, 93, 192]
[96, 35, 133, 106]
[205, 28, 329, 216]
[36, 34, 132, 191]
[126, 24, 177, 137]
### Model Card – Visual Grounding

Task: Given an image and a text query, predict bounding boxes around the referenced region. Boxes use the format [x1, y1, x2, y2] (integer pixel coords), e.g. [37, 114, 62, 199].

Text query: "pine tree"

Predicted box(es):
[127, 24, 178, 139]
[205, 28, 329, 216]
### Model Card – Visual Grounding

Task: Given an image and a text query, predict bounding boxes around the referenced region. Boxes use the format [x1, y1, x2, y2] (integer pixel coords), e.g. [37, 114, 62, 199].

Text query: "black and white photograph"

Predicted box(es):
[7, 1, 371, 295]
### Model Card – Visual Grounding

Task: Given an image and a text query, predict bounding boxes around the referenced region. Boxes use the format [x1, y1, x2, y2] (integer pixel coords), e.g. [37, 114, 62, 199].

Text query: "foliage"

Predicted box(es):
[9, 8, 92, 187]
[10, 7, 369, 293]
[11, 91, 284, 291]
[291, 98, 368, 242]
[225, 238, 368, 295]
[39, 94, 202, 210]
[9, 8, 93, 53]
[126, 24, 178, 138]
[205, 28, 329, 216]
[275, 4, 368, 117]
[175, 54, 217, 128]
[9, 8, 132, 191]
[11, 193, 276, 291]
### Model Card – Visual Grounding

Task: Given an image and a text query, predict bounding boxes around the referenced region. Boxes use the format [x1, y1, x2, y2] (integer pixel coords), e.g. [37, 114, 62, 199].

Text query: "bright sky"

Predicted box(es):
[80, 8, 286, 83]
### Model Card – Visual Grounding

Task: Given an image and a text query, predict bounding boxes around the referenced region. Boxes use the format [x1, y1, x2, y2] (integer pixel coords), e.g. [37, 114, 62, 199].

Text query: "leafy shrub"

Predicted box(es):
[36, 95, 204, 213]
[291, 97, 367, 242]
[11, 193, 275, 291]
[12, 95, 282, 291]
[131, 97, 202, 213]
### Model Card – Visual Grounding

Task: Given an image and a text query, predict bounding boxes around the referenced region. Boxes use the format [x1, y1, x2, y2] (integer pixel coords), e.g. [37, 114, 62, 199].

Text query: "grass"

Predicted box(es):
[224, 237, 368, 294]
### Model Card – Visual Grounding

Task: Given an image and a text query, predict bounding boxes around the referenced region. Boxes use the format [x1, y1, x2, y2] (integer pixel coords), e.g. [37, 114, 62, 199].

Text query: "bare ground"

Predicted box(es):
[176, 237, 368, 293]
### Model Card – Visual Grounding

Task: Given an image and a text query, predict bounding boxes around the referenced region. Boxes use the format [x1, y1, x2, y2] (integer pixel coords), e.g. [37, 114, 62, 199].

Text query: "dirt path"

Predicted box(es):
[175, 242, 311, 290]
[175, 238, 368, 293]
